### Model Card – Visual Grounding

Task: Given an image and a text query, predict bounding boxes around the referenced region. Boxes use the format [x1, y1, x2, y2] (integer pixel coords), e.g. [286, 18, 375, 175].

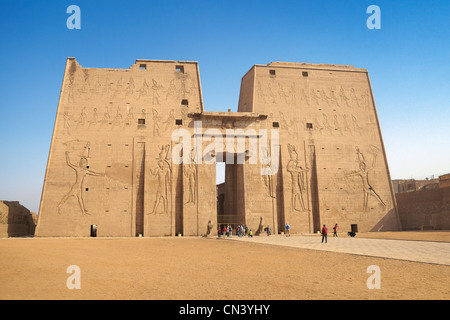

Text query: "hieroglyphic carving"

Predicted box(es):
[184, 148, 197, 205]
[138, 79, 149, 99]
[63, 111, 72, 135]
[333, 114, 343, 136]
[89, 108, 99, 127]
[267, 83, 276, 104]
[152, 109, 161, 136]
[76, 107, 88, 128]
[339, 86, 351, 108]
[126, 78, 135, 97]
[261, 147, 275, 198]
[287, 144, 308, 211]
[350, 88, 360, 108]
[125, 104, 134, 125]
[166, 79, 177, 101]
[163, 109, 175, 131]
[346, 146, 386, 211]
[351, 114, 363, 136]
[278, 83, 290, 104]
[57, 149, 104, 215]
[151, 79, 162, 105]
[149, 145, 172, 214]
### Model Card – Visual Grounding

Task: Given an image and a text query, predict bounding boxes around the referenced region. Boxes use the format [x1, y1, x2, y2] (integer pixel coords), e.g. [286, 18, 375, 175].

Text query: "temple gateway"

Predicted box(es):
[35, 58, 401, 237]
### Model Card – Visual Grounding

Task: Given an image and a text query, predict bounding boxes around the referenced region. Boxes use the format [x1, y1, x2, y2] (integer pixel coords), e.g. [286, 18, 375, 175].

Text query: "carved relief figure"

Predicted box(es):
[261, 147, 275, 198]
[178, 78, 190, 99]
[113, 107, 123, 127]
[125, 104, 133, 125]
[57, 150, 104, 215]
[351, 114, 363, 136]
[288, 82, 297, 106]
[346, 146, 386, 211]
[310, 88, 320, 105]
[339, 86, 351, 108]
[299, 88, 310, 106]
[149, 145, 172, 214]
[350, 88, 360, 108]
[278, 83, 290, 104]
[184, 149, 197, 205]
[138, 79, 149, 99]
[152, 79, 162, 105]
[163, 109, 175, 131]
[63, 111, 72, 135]
[152, 109, 161, 136]
[126, 78, 135, 97]
[360, 89, 371, 110]
[101, 110, 111, 127]
[166, 79, 177, 101]
[287, 144, 308, 211]
[329, 87, 340, 108]
[319, 88, 331, 107]
[89, 108, 99, 127]
[333, 114, 343, 136]
[322, 113, 334, 135]
[76, 107, 87, 127]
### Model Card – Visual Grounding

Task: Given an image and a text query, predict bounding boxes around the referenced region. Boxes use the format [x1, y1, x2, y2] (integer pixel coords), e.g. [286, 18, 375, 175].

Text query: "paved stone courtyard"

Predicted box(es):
[225, 234, 450, 266]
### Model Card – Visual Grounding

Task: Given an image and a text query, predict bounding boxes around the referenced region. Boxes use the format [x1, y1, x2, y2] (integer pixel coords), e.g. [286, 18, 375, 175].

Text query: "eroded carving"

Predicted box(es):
[287, 144, 308, 211]
[346, 146, 386, 211]
[57, 149, 104, 215]
[149, 145, 172, 214]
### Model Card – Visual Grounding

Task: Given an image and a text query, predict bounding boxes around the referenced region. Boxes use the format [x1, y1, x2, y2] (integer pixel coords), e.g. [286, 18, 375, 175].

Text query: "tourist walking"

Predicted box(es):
[285, 223, 290, 237]
[321, 224, 328, 243]
[333, 224, 338, 237]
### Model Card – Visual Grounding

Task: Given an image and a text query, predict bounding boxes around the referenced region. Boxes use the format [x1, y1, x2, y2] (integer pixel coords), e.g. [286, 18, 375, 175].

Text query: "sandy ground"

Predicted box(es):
[0, 231, 449, 300]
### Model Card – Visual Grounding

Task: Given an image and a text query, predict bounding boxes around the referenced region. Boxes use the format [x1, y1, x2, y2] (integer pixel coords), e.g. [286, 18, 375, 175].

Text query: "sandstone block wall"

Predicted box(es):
[36, 58, 401, 237]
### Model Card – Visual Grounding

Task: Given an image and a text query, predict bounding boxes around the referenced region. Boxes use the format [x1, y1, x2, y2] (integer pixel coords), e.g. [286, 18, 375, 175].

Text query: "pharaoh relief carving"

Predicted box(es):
[346, 146, 386, 211]
[57, 142, 104, 216]
[148, 145, 172, 214]
[184, 148, 197, 205]
[287, 144, 308, 212]
[261, 147, 275, 199]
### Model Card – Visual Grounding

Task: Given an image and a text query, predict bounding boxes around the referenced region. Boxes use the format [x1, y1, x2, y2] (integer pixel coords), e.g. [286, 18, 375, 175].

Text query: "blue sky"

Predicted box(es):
[0, 0, 449, 213]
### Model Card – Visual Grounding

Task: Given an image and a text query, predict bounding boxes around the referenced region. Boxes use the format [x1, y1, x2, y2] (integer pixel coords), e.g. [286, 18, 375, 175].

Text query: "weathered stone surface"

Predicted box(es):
[35, 58, 401, 237]
[0, 201, 36, 237]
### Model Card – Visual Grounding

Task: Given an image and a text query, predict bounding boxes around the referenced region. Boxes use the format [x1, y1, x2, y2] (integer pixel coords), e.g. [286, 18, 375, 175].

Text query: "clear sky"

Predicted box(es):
[0, 0, 449, 213]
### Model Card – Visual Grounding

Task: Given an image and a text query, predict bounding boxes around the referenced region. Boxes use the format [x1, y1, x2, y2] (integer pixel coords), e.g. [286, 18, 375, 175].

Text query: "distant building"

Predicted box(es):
[393, 178, 439, 194]
[439, 174, 450, 189]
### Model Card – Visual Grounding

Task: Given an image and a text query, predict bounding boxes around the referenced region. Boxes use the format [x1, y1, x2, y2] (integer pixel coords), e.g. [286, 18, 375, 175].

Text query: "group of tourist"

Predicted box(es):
[218, 225, 253, 238]
[217, 222, 340, 242]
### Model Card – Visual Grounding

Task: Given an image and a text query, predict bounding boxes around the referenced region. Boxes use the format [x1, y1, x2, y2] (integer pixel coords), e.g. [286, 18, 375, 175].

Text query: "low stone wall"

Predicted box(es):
[0, 201, 36, 238]
[396, 187, 450, 230]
